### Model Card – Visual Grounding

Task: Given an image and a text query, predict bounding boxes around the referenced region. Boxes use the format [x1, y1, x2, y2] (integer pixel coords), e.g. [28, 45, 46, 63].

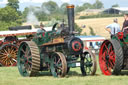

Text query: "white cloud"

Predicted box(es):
[81, 0, 97, 3]
[0, 0, 8, 4]
[60, 0, 70, 3]
[19, 0, 47, 3]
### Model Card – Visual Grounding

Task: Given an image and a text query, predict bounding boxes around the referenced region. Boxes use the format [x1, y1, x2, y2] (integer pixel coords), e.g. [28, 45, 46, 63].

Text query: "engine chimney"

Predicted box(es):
[67, 5, 75, 35]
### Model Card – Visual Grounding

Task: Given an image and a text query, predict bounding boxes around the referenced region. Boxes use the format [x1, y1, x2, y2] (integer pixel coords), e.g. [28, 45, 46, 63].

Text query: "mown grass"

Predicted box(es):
[0, 57, 128, 85]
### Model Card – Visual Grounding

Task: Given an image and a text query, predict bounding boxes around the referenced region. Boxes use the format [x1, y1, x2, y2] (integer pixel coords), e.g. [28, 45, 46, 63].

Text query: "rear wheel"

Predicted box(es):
[50, 52, 67, 77]
[17, 41, 40, 77]
[99, 40, 123, 75]
[80, 50, 97, 76]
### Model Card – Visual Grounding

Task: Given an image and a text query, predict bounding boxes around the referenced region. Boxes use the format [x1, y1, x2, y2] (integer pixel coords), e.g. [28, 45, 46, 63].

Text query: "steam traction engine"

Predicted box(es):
[17, 5, 97, 77]
[99, 32, 128, 75]
[0, 26, 37, 66]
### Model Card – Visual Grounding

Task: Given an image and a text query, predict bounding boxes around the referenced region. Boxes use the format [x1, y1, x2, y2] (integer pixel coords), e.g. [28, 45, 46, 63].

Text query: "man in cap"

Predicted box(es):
[105, 18, 120, 38]
[36, 22, 46, 39]
[37, 22, 46, 34]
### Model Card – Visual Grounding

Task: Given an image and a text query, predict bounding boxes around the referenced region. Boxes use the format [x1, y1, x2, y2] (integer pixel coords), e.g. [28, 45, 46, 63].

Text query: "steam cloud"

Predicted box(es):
[26, 5, 50, 25]
[26, 11, 39, 25]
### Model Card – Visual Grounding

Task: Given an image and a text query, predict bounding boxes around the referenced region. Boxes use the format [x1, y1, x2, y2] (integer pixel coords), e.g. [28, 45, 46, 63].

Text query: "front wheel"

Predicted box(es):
[80, 50, 97, 76]
[50, 52, 67, 77]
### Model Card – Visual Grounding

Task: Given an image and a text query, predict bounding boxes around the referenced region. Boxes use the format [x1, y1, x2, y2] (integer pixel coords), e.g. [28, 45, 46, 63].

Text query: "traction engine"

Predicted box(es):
[99, 31, 128, 75]
[0, 26, 35, 66]
[17, 5, 97, 77]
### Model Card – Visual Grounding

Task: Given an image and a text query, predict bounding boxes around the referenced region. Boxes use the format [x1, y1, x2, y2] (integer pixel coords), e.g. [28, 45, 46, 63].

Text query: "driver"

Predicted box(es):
[37, 22, 46, 34]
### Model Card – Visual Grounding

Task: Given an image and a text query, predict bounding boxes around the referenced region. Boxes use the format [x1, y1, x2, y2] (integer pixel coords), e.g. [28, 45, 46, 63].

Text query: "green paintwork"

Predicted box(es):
[17, 28, 95, 77]
[33, 31, 56, 46]
[112, 34, 128, 47]
[67, 62, 77, 68]
[17, 42, 32, 77]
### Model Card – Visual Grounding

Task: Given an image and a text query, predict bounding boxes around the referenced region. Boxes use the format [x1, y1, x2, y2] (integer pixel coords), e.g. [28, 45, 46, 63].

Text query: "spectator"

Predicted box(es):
[105, 18, 120, 38]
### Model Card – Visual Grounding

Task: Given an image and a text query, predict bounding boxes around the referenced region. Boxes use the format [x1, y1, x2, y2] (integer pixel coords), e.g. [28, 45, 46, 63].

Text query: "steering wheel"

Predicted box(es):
[52, 23, 58, 31]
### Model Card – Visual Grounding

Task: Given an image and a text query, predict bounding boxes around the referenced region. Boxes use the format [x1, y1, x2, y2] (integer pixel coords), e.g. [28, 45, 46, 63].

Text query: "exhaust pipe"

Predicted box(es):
[67, 5, 75, 35]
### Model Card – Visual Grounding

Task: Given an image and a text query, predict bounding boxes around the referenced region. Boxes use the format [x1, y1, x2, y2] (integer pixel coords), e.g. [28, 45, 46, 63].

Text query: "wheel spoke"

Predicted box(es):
[108, 44, 112, 53]
[108, 60, 114, 68]
[104, 44, 109, 51]
[26, 46, 29, 55]
[21, 48, 25, 54]
[9, 60, 13, 66]
[57, 59, 61, 64]
[58, 67, 62, 70]
[4, 49, 8, 54]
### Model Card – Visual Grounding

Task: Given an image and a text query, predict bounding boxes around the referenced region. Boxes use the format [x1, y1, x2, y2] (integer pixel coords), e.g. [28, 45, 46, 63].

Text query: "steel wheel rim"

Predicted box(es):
[99, 40, 115, 75]
[84, 53, 93, 75]
[50, 52, 67, 77]
[0, 45, 17, 66]
[17, 42, 32, 76]
[81, 51, 96, 75]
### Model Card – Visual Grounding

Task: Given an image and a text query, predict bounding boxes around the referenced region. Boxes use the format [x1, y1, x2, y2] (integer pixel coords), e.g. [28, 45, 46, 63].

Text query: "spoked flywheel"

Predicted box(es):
[0, 44, 17, 66]
[50, 52, 67, 77]
[17, 41, 40, 77]
[99, 40, 123, 75]
[80, 50, 97, 76]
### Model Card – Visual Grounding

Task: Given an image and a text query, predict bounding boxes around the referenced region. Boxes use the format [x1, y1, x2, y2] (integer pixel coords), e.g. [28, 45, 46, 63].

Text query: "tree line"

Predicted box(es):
[0, 0, 119, 31]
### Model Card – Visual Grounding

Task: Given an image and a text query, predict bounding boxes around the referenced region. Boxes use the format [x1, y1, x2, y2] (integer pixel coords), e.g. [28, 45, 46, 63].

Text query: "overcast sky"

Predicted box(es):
[0, 0, 128, 11]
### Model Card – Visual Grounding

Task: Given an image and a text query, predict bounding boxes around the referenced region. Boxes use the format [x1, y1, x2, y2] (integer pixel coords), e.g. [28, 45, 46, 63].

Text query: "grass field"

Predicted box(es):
[1, 57, 128, 85]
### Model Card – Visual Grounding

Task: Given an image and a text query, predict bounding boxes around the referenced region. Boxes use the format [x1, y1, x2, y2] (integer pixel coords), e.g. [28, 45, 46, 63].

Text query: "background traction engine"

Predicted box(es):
[17, 5, 97, 77]
[0, 26, 35, 66]
[99, 32, 128, 75]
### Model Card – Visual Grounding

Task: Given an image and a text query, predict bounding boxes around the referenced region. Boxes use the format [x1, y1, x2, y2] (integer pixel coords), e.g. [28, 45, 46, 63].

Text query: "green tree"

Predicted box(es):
[0, 6, 21, 30]
[22, 7, 30, 19]
[7, 0, 19, 11]
[35, 11, 49, 21]
[75, 5, 85, 13]
[60, 3, 69, 14]
[93, 0, 104, 9]
[75, 23, 82, 35]
[89, 26, 96, 35]
[0, 6, 19, 22]
[41, 1, 59, 14]
[83, 3, 93, 9]
[112, 4, 119, 7]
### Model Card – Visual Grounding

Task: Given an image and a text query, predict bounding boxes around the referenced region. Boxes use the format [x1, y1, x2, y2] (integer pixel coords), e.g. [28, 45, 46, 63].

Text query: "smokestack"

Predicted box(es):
[67, 5, 75, 35]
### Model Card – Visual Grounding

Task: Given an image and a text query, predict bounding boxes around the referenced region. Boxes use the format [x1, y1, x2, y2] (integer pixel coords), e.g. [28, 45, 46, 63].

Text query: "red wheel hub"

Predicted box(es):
[99, 40, 116, 75]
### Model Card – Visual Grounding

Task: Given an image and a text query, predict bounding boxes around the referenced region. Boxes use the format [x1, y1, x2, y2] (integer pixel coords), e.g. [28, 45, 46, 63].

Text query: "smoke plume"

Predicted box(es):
[26, 5, 50, 25]
[26, 11, 39, 25]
